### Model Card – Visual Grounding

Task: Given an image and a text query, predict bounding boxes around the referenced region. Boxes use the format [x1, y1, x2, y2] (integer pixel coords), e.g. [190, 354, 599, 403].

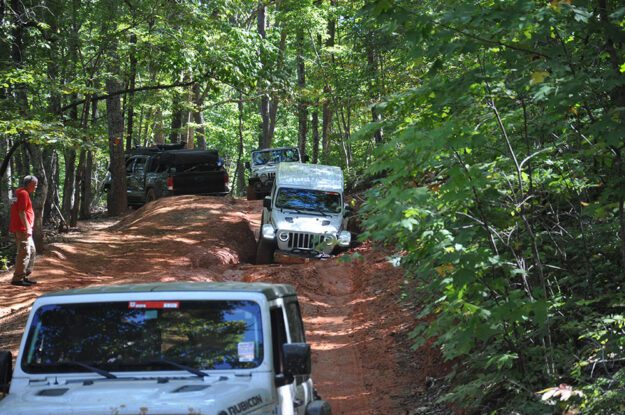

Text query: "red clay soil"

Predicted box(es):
[0, 195, 450, 414]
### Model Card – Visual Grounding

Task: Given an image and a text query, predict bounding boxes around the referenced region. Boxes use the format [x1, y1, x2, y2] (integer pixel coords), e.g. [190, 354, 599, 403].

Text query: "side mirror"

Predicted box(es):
[344, 203, 352, 214]
[263, 196, 272, 210]
[244, 161, 250, 170]
[283, 343, 311, 377]
[0, 351, 13, 394]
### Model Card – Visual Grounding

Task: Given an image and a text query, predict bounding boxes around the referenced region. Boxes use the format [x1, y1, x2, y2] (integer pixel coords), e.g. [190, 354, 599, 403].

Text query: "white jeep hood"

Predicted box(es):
[0, 374, 274, 415]
[251, 164, 277, 178]
[272, 209, 342, 235]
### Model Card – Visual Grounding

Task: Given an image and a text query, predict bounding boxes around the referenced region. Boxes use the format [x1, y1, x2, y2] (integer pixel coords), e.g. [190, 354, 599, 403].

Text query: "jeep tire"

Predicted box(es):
[0, 351, 12, 394]
[246, 184, 257, 201]
[256, 237, 275, 264]
[145, 188, 157, 203]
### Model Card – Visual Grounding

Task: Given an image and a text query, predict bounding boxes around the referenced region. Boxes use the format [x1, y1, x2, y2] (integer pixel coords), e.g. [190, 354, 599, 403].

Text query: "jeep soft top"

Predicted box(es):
[274, 163, 344, 193]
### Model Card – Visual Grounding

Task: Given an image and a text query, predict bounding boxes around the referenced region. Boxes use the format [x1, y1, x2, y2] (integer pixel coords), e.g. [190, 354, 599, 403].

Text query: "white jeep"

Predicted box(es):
[0, 282, 331, 415]
[245, 147, 305, 200]
[256, 163, 351, 264]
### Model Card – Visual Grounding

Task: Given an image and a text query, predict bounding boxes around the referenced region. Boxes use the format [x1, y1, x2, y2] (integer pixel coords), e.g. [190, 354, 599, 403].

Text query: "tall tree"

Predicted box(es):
[104, 0, 127, 215]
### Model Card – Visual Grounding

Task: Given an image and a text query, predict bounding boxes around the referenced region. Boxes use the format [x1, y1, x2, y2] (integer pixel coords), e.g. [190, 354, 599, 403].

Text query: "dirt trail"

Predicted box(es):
[0, 195, 447, 414]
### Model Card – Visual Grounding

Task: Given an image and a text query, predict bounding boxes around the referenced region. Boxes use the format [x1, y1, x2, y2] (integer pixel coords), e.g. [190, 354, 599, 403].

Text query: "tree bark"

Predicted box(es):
[267, 29, 287, 146]
[193, 82, 207, 150]
[257, 1, 270, 149]
[42, 148, 58, 225]
[104, 0, 127, 215]
[154, 108, 165, 144]
[62, 149, 76, 219]
[106, 75, 128, 215]
[312, 108, 320, 164]
[70, 149, 85, 227]
[0, 138, 12, 236]
[296, 29, 308, 158]
[25, 143, 48, 252]
[80, 150, 93, 219]
[367, 44, 383, 144]
[235, 93, 246, 196]
[126, 32, 138, 150]
[321, 2, 336, 162]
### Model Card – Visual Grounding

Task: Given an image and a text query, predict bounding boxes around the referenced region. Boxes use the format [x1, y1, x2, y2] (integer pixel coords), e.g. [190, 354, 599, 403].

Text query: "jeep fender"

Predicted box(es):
[306, 400, 332, 415]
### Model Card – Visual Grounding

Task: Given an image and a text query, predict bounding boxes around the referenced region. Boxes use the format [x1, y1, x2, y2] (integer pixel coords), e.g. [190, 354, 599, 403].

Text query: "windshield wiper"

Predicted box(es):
[279, 205, 334, 216]
[311, 208, 333, 217]
[59, 360, 117, 379]
[279, 206, 306, 215]
[148, 358, 209, 378]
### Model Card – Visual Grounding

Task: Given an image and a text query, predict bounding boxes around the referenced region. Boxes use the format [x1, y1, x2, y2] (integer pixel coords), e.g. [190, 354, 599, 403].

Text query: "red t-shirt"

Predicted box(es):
[9, 188, 34, 233]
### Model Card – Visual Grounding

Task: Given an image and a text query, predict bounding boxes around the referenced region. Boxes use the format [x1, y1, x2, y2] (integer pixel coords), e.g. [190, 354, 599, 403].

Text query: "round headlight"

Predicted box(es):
[261, 224, 276, 240]
[324, 234, 338, 245]
[338, 231, 351, 247]
[278, 231, 290, 242]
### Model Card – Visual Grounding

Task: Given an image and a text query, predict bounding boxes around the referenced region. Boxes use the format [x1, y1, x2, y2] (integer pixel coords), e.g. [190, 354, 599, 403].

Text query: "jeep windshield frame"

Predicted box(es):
[252, 148, 300, 166]
[275, 187, 342, 214]
[21, 300, 264, 375]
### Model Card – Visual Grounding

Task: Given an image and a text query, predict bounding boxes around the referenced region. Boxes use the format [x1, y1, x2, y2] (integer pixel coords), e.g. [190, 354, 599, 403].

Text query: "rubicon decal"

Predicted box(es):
[224, 395, 263, 414]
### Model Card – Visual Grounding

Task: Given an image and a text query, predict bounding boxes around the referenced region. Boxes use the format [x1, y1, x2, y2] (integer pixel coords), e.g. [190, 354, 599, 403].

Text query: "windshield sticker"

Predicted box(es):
[238, 342, 255, 362]
[128, 301, 179, 309]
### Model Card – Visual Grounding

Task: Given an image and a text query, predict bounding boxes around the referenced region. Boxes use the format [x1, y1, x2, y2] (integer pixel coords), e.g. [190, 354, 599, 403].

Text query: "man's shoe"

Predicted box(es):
[23, 277, 37, 285]
[11, 280, 33, 287]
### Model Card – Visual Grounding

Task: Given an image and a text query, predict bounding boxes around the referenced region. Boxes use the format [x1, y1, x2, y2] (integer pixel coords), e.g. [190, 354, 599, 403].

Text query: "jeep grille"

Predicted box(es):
[287, 232, 326, 250]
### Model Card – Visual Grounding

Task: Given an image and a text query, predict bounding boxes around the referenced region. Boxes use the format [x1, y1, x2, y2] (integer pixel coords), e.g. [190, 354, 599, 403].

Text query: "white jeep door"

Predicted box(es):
[271, 300, 314, 415]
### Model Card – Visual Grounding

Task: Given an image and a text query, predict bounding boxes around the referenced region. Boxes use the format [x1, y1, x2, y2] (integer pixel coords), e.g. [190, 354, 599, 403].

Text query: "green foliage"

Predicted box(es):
[360, 0, 625, 412]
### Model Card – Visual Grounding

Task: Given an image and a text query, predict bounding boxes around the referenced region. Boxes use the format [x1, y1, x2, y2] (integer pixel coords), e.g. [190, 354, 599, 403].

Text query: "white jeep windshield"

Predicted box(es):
[252, 148, 299, 165]
[22, 300, 263, 374]
[275, 187, 342, 214]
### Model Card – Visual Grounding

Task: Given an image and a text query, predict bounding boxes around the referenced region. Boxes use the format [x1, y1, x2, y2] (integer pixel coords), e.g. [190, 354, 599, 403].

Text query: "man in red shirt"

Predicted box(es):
[9, 175, 38, 286]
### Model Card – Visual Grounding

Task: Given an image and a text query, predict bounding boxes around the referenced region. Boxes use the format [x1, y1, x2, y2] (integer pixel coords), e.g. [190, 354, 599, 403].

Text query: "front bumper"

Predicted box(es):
[269, 229, 350, 255]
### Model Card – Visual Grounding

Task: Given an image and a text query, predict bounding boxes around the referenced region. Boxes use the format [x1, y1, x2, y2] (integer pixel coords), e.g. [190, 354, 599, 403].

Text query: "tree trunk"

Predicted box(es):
[80, 150, 93, 219]
[235, 93, 246, 196]
[62, 149, 76, 219]
[312, 108, 320, 164]
[70, 149, 85, 227]
[170, 90, 183, 144]
[25, 143, 48, 253]
[322, 86, 333, 163]
[321, 3, 336, 162]
[106, 75, 127, 215]
[296, 29, 308, 158]
[257, 1, 270, 149]
[193, 83, 207, 150]
[367, 44, 383, 144]
[126, 33, 138, 151]
[81, 96, 98, 219]
[267, 29, 287, 146]
[0, 139, 12, 237]
[154, 108, 165, 144]
[42, 148, 58, 225]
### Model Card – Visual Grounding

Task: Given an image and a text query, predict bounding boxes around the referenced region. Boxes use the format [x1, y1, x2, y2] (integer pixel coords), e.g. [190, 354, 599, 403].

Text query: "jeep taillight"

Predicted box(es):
[167, 176, 173, 191]
[224, 171, 229, 185]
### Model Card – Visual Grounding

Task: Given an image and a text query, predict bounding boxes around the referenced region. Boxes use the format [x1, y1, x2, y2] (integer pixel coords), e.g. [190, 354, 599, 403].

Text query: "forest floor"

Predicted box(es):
[0, 195, 451, 414]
